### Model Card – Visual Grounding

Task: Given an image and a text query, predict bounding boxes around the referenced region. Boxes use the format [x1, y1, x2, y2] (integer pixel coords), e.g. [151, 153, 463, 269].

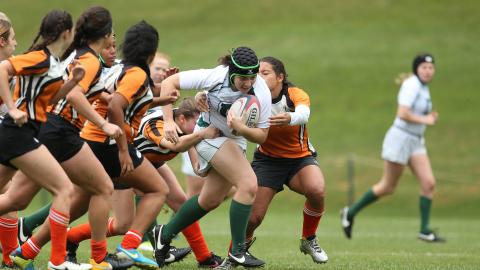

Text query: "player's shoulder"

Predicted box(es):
[401, 75, 422, 90]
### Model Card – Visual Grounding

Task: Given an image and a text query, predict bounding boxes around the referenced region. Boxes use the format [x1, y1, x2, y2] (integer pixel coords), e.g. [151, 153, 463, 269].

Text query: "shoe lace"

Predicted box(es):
[309, 238, 321, 252]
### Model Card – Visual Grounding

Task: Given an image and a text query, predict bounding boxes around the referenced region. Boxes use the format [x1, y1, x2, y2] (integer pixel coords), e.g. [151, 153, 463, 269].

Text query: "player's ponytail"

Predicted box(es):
[27, 10, 73, 53]
[62, 6, 112, 59]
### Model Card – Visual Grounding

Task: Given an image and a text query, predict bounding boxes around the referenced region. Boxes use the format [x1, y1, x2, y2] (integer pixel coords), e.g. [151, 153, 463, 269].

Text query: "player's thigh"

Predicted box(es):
[0, 164, 16, 191]
[198, 169, 233, 210]
[62, 143, 113, 194]
[289, 164, 325, 196]
[11, 145, 72, 193]
[209, 139, 256, 187]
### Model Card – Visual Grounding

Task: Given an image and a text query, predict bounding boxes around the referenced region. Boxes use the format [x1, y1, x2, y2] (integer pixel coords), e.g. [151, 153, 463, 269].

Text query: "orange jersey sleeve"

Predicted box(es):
[115, 67, 148, 104]
[8, 51, 49, 75]
[75, 52, 101, 92]
[288, 86, 310, 107]
[143, 119, 165, 146]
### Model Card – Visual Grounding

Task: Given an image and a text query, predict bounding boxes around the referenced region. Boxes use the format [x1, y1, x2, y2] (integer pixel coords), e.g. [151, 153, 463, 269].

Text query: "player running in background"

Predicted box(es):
[243, 56, 328, 266]
[341, 54, 444, 242]
[153, 46, 271, 269]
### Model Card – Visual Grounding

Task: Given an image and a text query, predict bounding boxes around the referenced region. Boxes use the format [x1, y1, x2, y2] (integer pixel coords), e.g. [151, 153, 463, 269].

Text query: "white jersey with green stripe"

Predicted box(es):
[179, 65, 271, 145]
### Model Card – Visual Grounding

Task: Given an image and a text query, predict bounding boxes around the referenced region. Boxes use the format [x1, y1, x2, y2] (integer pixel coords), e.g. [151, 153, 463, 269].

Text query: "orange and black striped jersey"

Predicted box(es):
[134, 108, 182, 164]
[8, 49, 68, 122]
[81, 65, 153, 143]
[258, 86, 316, 158]
[49, 47, 104, 129]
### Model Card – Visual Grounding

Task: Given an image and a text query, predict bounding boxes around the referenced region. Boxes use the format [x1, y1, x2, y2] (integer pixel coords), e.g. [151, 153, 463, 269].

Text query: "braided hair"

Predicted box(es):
[62, 6, 112, 59]
[120, 20, 159, 84]
[27, 10, 73, 53]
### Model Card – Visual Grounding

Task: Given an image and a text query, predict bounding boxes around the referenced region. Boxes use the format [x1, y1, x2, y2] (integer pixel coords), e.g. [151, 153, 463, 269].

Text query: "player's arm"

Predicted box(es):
[228, 108, 269, 144]
[159, 73, 181, 143]
[0, 60, 27, 125]
[108, 92, 133, 176]
[159, 125, 219, 152]
[50, 61, 85, 105]
[397, 105, 438, 125]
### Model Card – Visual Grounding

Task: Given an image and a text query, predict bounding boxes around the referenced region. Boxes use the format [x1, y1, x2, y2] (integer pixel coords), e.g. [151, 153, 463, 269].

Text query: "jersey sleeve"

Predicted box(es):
[8, 51, 49, 75]
[143, 119, 165, 146]
[254, 76, 272, 129]
[397, 78, 420, 107]
[75, 53, 101, 92]
[179, 65, 227, 90]
[288, 87, 310, 107]
[115, 68, 147, 104]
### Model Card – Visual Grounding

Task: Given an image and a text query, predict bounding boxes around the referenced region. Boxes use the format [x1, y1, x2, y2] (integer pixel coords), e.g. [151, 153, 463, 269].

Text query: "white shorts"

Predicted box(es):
[181, 152, 196, 177]
[195, 136, 246, 175]
[381, 126, 427, 165]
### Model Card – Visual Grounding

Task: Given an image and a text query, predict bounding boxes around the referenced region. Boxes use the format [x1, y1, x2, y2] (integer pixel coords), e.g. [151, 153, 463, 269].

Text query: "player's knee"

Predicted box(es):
[422, 178, 435, 194]
[199, 197, 223, 211]
[113, 220, 132, 234]
[304, 186, 325, 200]
[10, 198, 29, 211]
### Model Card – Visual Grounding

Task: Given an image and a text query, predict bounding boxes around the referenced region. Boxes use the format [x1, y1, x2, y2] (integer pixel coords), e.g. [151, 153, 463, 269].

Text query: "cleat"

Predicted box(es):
[299, 237, 328, 264]
[137, 242, 153, 253]
[198, 253, 223, 268]
[340, 207, 354, 239]
[213, 258, 234, 270]
[88, 259, 111, 270]
[418, 230, 446, 243]
[17, 218, 31, 246]
[66, 240, 79, 264]
[89, 253, 134, 270]
[9, 248, 35, 270]
[47, 260, 92, 270]
[152, 225, 170, 267]
[164, 246, 192, 265]
[227, 243, 265, 268]
[115, 245, 158, 270]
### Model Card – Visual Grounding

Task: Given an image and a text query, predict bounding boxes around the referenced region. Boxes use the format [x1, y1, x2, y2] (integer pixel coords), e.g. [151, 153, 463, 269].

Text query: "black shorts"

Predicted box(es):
[0, 115, 42, 168]
[251, 151, 319, 192]
[38, 113, 84, 162]
[87, 140, 144, 189]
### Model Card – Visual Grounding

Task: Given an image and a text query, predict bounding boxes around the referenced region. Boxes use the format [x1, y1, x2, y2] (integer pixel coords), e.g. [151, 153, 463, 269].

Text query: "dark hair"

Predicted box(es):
[0, 19, 11, 41]
[412, 53, 434, 76]
[62, 6, 112, 59]
[121, 20, 159, 76]
[27, 10, 72, 53]
[173, 97, 199, 120]
[260, 56, 293, 87]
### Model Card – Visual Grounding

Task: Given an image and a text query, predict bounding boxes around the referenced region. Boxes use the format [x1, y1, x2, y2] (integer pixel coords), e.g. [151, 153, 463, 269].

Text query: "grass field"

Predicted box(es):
[1, 0, 479, 269]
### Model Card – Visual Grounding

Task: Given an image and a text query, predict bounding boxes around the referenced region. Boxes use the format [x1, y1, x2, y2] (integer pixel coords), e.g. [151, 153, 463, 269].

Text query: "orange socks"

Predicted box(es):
[181, 221, 211, 262]
[121, 230, 142, 250]
[21, 238, 41, 260]
[91, 239, 107, 263]
[49, 208, 69, 265]
[0, 217, 18, 264]
[302, 202, 324, 239]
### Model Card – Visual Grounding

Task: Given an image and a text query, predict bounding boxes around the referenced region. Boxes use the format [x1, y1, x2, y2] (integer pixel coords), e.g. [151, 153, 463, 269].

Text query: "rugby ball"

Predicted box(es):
[230, 95, 260, 128]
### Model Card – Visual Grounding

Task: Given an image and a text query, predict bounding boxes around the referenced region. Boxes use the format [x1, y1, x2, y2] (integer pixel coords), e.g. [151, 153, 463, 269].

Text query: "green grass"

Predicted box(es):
[1, 0, 479, 269]
[22, 194, 480, 269]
